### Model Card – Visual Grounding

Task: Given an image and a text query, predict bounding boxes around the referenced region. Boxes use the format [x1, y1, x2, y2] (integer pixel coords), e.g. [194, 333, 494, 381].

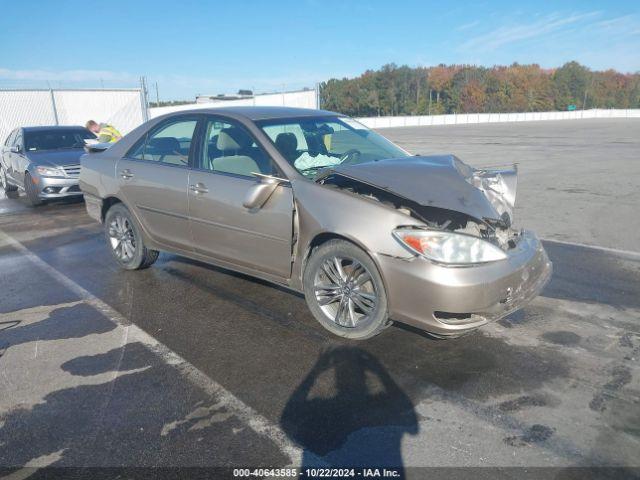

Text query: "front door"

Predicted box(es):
[10, 131, 26, 186]
[188, 116, 294, 278]
[117, 116, 198, 251]
[1, 129, 17, 185]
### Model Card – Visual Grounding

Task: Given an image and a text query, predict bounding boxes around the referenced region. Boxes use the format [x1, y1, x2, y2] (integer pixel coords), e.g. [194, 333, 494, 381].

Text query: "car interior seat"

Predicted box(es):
[146, 137, 185, 164]
[213, 128, 261, 176]
[303, 132, 328, 157]
[275, 132, 300, 165]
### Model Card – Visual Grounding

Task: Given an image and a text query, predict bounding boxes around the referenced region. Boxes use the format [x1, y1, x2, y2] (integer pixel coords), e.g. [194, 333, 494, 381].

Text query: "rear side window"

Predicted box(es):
[127, 118, 197, 166]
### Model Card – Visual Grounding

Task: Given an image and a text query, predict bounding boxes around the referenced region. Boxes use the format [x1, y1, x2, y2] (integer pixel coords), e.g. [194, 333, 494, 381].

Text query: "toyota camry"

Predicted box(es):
[79, 107, 552, 339]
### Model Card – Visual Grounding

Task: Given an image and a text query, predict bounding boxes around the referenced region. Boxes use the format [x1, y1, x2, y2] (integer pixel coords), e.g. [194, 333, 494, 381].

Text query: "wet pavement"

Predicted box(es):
[0, 120, 639, 478]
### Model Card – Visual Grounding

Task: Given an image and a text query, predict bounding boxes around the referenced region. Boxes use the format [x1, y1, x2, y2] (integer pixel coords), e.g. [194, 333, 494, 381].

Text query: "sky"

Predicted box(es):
[0, 0, 639, 100]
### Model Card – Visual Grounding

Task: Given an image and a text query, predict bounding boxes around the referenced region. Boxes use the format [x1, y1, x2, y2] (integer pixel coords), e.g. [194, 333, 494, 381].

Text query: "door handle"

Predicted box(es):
[189, 183, 209, 195]
[120, 169, 134, 179]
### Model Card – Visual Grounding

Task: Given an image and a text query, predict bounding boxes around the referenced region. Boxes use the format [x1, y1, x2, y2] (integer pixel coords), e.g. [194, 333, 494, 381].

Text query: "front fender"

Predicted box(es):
[289, 179, 425, 290]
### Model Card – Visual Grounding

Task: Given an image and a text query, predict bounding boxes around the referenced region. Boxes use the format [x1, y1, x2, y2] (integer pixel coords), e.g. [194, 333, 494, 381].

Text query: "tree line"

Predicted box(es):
[319, 62, 640, 116]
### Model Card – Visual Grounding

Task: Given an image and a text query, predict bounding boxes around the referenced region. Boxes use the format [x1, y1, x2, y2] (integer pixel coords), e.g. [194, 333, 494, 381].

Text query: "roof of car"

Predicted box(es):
[172, 106, 343, 121]
[22, 125, 87, 132]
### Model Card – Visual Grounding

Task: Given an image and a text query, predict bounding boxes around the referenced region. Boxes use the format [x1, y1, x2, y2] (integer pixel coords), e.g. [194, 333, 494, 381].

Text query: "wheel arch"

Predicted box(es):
[300, 231, 390, 299]
[101, 195, 124, 222]
[100, 195, 158, 251]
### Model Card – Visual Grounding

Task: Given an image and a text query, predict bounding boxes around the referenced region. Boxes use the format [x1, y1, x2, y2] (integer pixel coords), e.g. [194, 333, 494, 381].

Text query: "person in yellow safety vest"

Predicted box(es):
[85, 120, 123, 143]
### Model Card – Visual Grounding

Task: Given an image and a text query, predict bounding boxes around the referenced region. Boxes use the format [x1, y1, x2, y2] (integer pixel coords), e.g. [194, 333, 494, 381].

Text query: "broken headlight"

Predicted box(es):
[393, 228, 507, 265]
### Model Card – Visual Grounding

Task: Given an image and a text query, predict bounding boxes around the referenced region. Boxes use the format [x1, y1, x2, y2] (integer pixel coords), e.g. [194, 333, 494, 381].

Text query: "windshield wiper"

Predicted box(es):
[300, 165, 336, 174]
[59, 144, 86, 149]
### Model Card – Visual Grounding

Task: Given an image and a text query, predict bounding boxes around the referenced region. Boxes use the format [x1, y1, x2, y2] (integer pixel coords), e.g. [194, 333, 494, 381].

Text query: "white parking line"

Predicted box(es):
[541, 237, 640, 259]
[0, 229, 321, 467]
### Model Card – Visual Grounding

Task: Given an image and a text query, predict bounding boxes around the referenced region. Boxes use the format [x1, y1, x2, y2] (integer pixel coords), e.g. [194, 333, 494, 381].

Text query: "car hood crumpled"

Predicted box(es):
[328, 155, 518, 224]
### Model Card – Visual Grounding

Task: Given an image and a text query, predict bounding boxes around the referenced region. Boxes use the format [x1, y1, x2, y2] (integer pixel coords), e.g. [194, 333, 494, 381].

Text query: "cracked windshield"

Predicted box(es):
[259, 117, 410, 177]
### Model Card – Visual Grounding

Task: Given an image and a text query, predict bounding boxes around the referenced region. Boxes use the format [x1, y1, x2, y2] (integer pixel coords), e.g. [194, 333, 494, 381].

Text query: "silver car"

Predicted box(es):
[79, 107, 552, 340]
[1, 126, 96, 206]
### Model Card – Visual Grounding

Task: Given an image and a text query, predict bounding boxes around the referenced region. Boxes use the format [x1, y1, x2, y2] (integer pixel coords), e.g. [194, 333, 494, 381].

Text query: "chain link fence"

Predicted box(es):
[0, 88, 148, 143]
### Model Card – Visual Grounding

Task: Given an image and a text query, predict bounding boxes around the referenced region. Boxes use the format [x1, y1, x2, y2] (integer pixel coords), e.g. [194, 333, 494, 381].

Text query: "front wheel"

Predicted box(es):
[303, 239, 390, 340]
[24, 172, 44, 206]
[104, 203, 159, 270]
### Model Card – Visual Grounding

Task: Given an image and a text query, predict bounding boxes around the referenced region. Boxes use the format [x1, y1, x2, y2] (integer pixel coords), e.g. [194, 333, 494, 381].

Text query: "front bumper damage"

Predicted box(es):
[377, 230, 552, 337]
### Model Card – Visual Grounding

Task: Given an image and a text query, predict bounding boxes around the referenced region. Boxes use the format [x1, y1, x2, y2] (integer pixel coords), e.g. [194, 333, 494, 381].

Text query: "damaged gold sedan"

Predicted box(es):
[80, 107, 552, 339]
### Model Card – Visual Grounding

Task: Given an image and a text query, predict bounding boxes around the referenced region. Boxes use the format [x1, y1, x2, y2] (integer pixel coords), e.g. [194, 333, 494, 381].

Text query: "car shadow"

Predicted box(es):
[280, 346, 418, 471]
[0, 303, 116, 350]
[0, 341, 289, 470]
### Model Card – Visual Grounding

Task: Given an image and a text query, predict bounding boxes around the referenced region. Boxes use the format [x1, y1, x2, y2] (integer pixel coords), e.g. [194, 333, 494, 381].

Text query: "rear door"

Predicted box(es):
[188, 115, 294, 278]
[116, 115, 199, 252]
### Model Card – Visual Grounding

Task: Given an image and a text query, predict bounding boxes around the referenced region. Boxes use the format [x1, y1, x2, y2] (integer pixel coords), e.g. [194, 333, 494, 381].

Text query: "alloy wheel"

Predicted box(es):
[108, 215, 136, 261]
[313, 256, 378, 328]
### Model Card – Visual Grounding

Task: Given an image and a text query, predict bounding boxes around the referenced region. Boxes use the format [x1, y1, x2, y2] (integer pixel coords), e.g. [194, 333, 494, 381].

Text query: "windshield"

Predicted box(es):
[24, 129, 97, 152]
[257, 116, 410, 178]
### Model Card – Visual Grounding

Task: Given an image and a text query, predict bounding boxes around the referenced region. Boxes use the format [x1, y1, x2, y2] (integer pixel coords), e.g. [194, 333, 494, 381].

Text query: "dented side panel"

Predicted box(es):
[289, 178, 425, 290]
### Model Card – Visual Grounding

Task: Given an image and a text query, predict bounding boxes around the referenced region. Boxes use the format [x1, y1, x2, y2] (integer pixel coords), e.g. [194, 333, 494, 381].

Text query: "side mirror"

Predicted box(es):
[243, 173, 289, 210]
[10, 145, 21, 154]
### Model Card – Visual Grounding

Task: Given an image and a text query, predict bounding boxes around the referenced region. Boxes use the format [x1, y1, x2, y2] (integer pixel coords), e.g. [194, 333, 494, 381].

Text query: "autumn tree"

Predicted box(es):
[319, 61, 639, 116]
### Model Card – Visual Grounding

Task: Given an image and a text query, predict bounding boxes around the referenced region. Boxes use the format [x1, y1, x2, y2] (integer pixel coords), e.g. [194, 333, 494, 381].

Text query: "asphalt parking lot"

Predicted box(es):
[0, 119, 638, 478]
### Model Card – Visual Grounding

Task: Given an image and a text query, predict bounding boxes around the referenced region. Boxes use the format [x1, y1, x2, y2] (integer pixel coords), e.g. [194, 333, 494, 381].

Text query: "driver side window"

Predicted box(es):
[128, 118, 197, 166]
[199, 117, 276, 177]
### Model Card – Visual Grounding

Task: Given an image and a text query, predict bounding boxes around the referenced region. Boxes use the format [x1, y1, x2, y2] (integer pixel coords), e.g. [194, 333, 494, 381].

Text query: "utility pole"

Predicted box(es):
[49, 88, 59, 126]
[140, 76, 150, 122]
[155, 82, 160, 105]
[428, 89, 432, 116]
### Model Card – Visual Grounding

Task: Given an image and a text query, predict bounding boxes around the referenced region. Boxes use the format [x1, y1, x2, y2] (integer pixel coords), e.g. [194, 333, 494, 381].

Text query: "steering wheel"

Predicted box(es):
[339, 149, 362, 165]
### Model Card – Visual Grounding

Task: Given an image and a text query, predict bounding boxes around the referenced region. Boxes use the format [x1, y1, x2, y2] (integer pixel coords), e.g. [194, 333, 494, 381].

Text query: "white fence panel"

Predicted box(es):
[253, 90, 317, 108]
[356, 108, 640, 129]
[0, 89, 146, 142]
[0, 90, 56, 142]
[53, 90, 145, 135]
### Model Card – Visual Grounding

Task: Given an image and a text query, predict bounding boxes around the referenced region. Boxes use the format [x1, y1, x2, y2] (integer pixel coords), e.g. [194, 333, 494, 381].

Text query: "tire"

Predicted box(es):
[24, 172, 44, 206]
[303, 239, 391, 340]
[104, 203, 159, 270]
[0, 164, 17, 192]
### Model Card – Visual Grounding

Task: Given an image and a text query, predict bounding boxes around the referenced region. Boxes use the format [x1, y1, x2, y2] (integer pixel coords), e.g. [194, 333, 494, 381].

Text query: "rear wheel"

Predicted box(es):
[0, 164, 18, 192]
[104, 203, 158, 270]
[24, 172, 44, 206]
[303, 239, 390, 340]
